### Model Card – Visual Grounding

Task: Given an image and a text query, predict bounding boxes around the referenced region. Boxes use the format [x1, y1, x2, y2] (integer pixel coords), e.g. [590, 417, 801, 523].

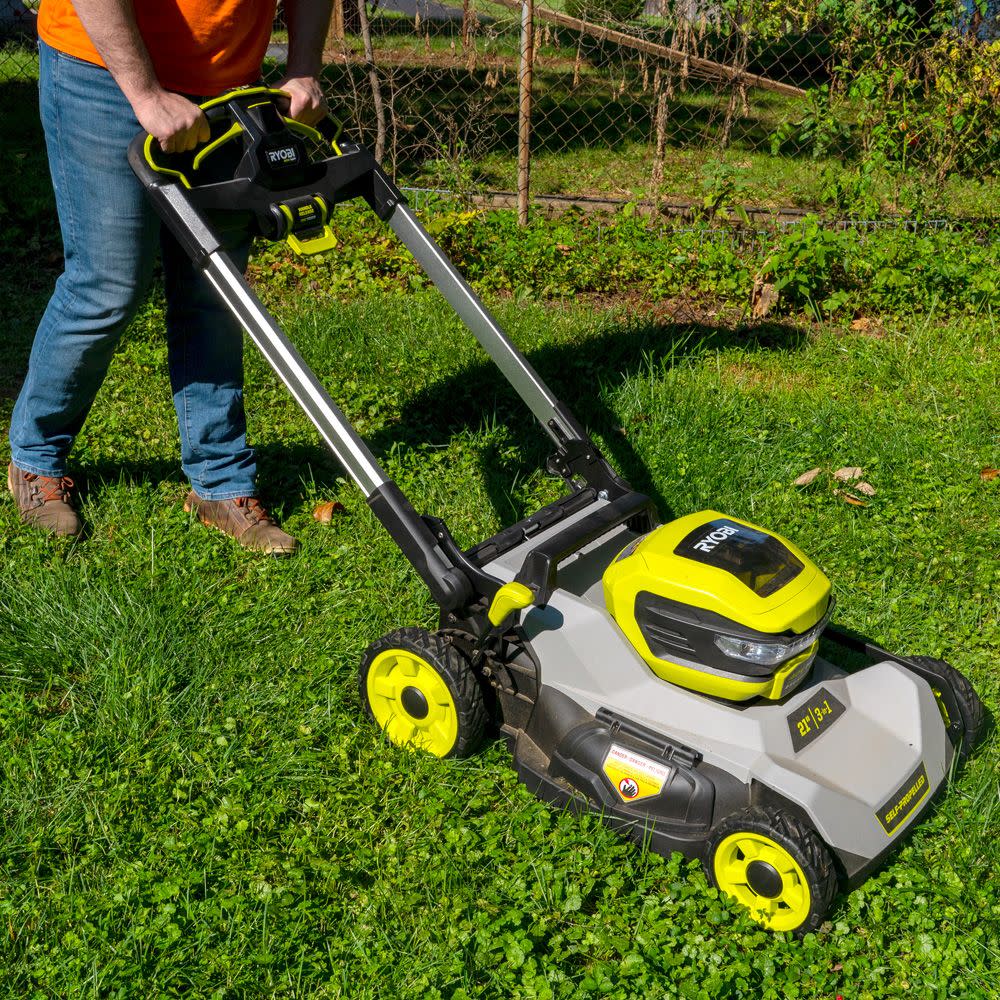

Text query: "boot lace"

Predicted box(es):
[234, 496, 273, 526]
[23, 472, 75, 504]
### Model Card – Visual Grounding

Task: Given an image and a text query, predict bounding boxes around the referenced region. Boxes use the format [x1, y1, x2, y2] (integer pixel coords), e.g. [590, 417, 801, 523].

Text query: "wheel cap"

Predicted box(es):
[366, 648, 459, 757]
[713, 831, 812, 932]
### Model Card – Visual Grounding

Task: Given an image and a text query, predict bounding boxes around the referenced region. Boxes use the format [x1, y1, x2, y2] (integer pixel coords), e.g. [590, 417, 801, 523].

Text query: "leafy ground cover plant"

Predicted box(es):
[246, 200, 1000, 323]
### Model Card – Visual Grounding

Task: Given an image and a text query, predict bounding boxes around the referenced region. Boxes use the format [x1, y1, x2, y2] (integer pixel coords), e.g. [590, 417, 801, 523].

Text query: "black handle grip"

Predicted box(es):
[514, 491, 656, 605]
[132, 87, 284, 175]
[129, 87, 406, 261]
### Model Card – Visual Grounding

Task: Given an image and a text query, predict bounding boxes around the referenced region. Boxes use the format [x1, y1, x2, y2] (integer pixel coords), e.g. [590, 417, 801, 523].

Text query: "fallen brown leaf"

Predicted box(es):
[980, 467, 1000, 482]
[793, 467, 823, 486]
[834, 466, 864, 482]
[750, 276, 779, 319]
[854, 481, 876, 496]
[313, 500, 347, 523]
[834, 488, 869, 507]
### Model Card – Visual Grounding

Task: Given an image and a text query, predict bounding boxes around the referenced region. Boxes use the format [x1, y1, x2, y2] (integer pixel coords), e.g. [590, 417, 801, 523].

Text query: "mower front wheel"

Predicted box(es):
[360, 627, 487, 759]
[908, 656, 986, 762]
[708, 807, 837, 935]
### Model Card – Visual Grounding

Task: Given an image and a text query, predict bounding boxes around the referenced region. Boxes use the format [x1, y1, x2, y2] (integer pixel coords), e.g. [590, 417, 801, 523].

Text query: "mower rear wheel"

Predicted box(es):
[708, 807, 837, 935]
[360, 627, 487, 759]
[908, 656, 986, 761]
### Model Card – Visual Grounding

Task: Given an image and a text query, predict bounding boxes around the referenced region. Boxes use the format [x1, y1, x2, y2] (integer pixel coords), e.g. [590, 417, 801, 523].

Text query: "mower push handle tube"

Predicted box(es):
[129, 117, 474, 611]
[515, 491, 656, 605]
[127, 90, 629, 613]
[128, 90, 591, 459]
[385, 204, 578, 448]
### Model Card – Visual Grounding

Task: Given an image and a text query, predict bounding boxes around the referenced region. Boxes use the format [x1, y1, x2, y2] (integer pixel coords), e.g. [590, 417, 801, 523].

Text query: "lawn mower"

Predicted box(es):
[130, 88, 985, 934]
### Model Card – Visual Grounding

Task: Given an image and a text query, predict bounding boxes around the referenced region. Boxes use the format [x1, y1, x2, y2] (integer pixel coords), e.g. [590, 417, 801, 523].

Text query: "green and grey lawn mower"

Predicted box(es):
[130, 88, 986, 934]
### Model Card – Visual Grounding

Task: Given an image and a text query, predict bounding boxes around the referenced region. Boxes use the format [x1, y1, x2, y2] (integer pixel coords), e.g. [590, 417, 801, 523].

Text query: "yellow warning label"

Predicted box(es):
[602, 744, 672, 803]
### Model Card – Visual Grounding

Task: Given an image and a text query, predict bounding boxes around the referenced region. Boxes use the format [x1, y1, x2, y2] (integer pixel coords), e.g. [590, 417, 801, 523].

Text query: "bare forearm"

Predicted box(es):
[70, 0, 208, 151]
[284, 0, 333, 77]
[275, 0, 331, 124]
[69, 0, 160, 104]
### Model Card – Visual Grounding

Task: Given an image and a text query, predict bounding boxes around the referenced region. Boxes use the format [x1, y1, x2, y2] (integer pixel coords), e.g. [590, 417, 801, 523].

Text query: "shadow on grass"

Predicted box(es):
[64, 313, 807, 535]
[363, 314, 809, 526]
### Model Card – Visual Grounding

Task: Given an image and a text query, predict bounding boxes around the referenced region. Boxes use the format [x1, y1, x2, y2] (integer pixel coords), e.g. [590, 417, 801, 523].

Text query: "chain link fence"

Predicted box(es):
[308, 0, 1000, 219]
[4, 0, 1000, 219]
[0, 0, 37, 76]
[301, 0, 824, 215]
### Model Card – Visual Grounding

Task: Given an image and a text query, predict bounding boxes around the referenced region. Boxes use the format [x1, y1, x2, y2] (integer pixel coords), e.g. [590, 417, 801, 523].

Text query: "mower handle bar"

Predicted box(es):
[127, 88, 640, 614]
[130, 86, 341, 188]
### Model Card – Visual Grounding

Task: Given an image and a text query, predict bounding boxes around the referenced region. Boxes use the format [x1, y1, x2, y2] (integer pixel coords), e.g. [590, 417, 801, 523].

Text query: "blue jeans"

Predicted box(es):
[9, 40, 257, 499]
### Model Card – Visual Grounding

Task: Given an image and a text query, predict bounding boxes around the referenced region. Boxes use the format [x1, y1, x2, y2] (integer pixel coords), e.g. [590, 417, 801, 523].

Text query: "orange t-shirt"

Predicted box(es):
[37, 0, 278, 95]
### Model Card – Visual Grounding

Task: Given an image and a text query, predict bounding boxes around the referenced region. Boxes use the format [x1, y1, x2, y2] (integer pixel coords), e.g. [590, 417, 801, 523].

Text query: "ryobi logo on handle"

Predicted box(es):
[266, 145, 300, 166]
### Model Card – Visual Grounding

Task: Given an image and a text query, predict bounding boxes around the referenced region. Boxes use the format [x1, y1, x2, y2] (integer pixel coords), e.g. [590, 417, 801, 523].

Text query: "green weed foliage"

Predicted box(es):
[252, 201, 1000, 321]
[835, 8, 1000, 183]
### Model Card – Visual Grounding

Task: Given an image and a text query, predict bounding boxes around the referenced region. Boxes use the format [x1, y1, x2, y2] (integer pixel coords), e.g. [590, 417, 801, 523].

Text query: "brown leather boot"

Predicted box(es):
[184, 492, 299, 556]
[7, 462, 83, 537]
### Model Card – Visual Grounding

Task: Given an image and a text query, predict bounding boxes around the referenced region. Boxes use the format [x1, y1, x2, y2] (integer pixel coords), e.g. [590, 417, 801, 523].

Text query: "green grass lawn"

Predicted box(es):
[2, 41, 999, 998]
[1, 273, 999, 995]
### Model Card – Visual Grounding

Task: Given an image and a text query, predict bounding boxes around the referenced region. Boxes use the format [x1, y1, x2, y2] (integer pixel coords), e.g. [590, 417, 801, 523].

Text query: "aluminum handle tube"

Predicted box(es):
[387, 202, 575, 445]
[203, 250, 387, 497]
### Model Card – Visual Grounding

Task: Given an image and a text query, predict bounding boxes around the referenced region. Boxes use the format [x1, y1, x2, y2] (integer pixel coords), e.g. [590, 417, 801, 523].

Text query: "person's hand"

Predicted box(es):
[274, 76, 327, 126]
[132, 89, 210, 154]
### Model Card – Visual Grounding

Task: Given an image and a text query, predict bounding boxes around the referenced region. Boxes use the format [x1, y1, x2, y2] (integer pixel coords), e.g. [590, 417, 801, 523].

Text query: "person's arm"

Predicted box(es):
[69, 0, 209, 153]
[277, 0, 333, 125]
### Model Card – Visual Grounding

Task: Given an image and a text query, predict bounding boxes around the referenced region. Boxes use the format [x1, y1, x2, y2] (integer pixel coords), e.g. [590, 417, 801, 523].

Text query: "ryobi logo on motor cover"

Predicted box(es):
[668, 514, 807, 597]
[691, 523, 739, 553]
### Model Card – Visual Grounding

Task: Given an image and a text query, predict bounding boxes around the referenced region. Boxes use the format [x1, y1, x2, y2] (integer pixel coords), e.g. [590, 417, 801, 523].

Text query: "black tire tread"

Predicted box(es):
[359, 626, 488, 759]
[707, 805, 838, 936]
[908, 655, 987, 761]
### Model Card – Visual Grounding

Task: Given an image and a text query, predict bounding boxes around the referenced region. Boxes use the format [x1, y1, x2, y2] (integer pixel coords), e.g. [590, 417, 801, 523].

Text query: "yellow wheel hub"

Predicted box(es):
[713, 831, 812, 932]
[366, 648, 459, 757]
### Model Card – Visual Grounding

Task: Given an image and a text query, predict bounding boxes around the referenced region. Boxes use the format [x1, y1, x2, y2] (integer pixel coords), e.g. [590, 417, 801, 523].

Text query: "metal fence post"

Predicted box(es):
[517, 0, 535, 226]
